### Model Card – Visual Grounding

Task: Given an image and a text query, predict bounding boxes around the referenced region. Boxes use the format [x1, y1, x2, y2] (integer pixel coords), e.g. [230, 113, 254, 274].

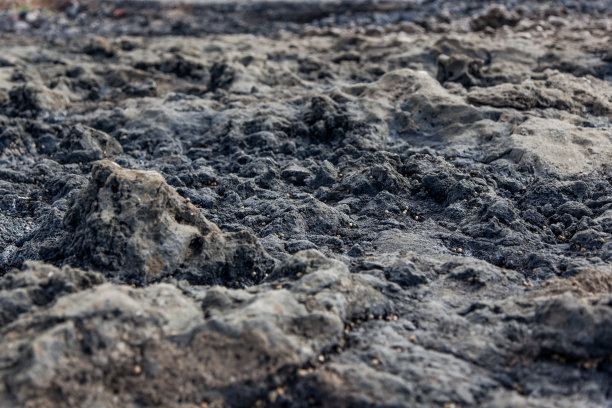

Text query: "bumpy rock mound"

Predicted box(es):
[49, 160, 274, 286]
[0, 252, 393, 407]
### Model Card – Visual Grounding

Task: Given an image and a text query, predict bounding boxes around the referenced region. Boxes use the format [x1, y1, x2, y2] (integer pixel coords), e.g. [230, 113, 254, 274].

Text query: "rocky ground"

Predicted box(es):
[0, 0, 611, 407]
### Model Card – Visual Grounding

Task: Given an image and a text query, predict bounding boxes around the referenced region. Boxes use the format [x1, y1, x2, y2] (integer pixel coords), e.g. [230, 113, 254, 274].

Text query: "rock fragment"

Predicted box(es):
[9, 82, 69, 113]
[0, 261, 105, 327]
[83, 36, 115, 58]
[48, 160, 275, 286]
[53, 125, 123, 164]
[470, 6, 521, 31]
[534, 293, 612, 360]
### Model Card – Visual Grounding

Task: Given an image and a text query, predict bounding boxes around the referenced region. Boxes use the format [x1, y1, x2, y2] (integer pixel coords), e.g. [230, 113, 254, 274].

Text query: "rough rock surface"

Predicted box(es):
[44, 159, 275, 286]
[0, 0, 611, 407]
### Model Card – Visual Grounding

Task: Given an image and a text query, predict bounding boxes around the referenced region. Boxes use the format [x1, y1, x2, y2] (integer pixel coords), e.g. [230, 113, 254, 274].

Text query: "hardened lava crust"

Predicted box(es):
[0, 1, 611, 407]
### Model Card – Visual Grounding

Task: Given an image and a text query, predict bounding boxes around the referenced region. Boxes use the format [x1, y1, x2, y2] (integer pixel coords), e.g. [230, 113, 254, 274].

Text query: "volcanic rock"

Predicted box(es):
[0, 252, 392, 407]
[52, 160, 274, 285]
[0, 1, 611, 407]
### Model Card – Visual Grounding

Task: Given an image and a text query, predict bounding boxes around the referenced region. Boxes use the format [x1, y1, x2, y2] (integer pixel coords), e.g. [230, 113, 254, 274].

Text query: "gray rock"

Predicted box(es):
[0, 261, 105, 327]
[53, 125, 123, 164]
[0, 252, 393, 407]
[534, 292, 612, 359]
[53, 160, 275, 286]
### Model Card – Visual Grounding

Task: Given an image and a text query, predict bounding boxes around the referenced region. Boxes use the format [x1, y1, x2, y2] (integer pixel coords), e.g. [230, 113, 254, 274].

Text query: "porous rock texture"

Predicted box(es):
[0, 0, 611, 407]
[46, 159, 275, 286]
